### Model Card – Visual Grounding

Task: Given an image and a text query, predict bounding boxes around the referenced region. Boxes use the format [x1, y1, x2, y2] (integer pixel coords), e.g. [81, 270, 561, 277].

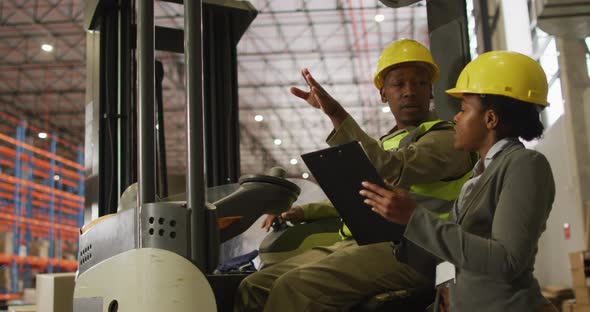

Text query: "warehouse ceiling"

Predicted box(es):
[0, 0, 429, 180]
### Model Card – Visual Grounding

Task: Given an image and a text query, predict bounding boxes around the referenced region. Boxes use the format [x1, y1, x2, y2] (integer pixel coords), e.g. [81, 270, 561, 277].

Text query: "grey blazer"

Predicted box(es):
[405, 141, 555, 312]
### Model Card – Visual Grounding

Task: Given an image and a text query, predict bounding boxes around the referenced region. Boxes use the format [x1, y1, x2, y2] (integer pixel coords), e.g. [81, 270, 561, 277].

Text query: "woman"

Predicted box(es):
[360, 51, 557, 312]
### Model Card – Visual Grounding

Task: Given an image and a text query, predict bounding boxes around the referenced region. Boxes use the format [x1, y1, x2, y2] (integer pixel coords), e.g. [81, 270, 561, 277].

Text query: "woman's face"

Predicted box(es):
[453, 94, 489, 151]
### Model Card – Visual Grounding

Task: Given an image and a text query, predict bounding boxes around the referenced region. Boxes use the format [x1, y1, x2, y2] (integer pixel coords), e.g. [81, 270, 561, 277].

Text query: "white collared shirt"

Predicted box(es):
[454, 137, 520, 219]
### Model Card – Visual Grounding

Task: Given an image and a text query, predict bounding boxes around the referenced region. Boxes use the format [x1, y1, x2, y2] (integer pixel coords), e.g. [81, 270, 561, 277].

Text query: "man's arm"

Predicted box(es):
[327, 115, 472, 188]
[300, 199, 340, 220]
[262, 199, 339, 231]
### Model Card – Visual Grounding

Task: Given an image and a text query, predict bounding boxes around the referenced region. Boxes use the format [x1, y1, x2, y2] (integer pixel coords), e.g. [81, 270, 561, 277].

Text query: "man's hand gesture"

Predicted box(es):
[290, 68, 348, 127]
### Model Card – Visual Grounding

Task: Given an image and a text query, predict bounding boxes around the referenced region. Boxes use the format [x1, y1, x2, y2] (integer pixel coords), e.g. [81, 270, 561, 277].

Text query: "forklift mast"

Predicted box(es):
[83, 0, 257, 218]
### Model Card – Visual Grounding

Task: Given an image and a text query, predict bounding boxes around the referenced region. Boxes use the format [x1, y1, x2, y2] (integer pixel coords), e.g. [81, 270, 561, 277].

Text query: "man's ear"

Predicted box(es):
[485, 109, 499, 130]
[380, 88, 387, 103]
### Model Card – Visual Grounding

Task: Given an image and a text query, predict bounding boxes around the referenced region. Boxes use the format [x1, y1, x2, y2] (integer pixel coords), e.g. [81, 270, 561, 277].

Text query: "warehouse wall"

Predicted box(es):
[534, 116, 586, 286]
[535, 39, 590, 287]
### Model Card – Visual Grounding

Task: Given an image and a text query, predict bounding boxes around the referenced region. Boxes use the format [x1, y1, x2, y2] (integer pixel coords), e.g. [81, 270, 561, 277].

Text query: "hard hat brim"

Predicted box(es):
[445, 87, 550, 107]
[375, 61, 439, 89]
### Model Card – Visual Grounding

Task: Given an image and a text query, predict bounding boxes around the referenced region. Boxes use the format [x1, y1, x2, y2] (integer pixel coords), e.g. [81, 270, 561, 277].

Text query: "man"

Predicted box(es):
[234, 39, 474, 312]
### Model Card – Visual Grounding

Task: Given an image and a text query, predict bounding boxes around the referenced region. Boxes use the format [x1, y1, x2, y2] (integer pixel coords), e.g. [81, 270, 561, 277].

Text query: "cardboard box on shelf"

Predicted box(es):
[56, 239, 78, 262]
[570, 251, 590, 270]
[22, 288, 36, 304]
[62, 241, 78, 257]
[0, 232, 14, 255]
[7, 305, 36, 312]
[544, 285, 573, 297]
[543, 286, 575, 310]
[572, 267, 590, 288]
[570, 251, 590, 290]
[562, 299, 590, 312]
[28, 239, 49, 259]
[46, 239, 78, 261]
[0, 267, 10, 291]
[28, 268, 41, 289]
[52, 240, 61, 259]
[585, 200, 590, 251]
[576, 288, 590, 305]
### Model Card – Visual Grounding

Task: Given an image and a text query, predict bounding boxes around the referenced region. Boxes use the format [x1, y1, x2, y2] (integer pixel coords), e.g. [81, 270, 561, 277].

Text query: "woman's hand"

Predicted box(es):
[359, 181, 417, 225]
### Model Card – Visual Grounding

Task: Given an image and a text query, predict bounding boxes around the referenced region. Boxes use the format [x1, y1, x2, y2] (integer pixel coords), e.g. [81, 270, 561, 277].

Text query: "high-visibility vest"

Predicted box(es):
[340, 120, 473, 239]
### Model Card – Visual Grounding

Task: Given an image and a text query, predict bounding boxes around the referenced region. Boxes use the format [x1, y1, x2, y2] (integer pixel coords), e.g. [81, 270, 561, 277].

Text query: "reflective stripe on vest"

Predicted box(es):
[340, 120, 469, 239]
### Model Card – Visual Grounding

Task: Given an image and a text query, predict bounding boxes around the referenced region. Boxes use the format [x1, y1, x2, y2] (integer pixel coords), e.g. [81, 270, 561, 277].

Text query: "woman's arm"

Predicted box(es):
[404, 152, 555, 281]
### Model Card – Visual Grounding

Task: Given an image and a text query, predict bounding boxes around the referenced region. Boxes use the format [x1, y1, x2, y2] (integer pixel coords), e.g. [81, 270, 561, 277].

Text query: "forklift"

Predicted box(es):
[74, 0, 473, 311]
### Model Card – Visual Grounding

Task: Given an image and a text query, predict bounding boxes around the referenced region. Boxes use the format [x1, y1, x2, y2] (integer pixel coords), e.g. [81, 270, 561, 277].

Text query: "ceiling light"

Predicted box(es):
[53, 175, 60, 181]
[273, 139, 282, 146]
[290, 158, 298, 165]
[41, 44, 54, 52]
[302, 173, 309, 179]
[374, 14, 385, 23]
[254, 115, 264, 122]
[382, 106, 391, 113]
[38, 132, 48, 139]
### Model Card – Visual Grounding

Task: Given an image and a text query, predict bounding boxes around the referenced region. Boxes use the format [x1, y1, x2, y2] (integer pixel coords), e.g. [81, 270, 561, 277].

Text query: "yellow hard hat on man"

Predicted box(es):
[446, 51, 549, 107]
[373, 39, 440, 89]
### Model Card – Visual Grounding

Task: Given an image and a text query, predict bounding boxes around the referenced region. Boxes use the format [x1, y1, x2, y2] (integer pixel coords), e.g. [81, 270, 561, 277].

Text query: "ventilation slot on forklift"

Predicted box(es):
[147, 216, 177, 240]
[79, 244, 93, 265]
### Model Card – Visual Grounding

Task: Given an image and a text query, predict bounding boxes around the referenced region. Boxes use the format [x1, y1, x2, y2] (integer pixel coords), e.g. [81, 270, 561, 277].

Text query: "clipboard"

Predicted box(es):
[301, 141, 404, 245]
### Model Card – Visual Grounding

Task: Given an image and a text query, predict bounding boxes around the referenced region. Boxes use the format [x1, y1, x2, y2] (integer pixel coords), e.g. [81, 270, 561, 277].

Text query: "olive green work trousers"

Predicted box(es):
[234, 239, 431, 312]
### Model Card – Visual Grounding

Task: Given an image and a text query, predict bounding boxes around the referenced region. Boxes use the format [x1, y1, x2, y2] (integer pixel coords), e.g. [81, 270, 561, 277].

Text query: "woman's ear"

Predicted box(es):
[485, 109, 499, 130]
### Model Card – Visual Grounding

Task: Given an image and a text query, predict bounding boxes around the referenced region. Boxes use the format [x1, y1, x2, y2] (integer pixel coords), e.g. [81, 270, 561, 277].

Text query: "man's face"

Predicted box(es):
[380, 64, 432, 128]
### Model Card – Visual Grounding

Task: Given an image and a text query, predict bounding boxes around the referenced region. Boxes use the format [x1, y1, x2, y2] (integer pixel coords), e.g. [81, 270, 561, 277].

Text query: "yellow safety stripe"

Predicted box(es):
[410, 170, 472, 202]
[381, 120, 447, 151]
[382, 132, 406, 151]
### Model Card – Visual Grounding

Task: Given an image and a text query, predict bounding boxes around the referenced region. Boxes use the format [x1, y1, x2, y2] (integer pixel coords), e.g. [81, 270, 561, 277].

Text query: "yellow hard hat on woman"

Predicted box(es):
[446, 51, 549, 107]
[373, 39, 440, 89]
